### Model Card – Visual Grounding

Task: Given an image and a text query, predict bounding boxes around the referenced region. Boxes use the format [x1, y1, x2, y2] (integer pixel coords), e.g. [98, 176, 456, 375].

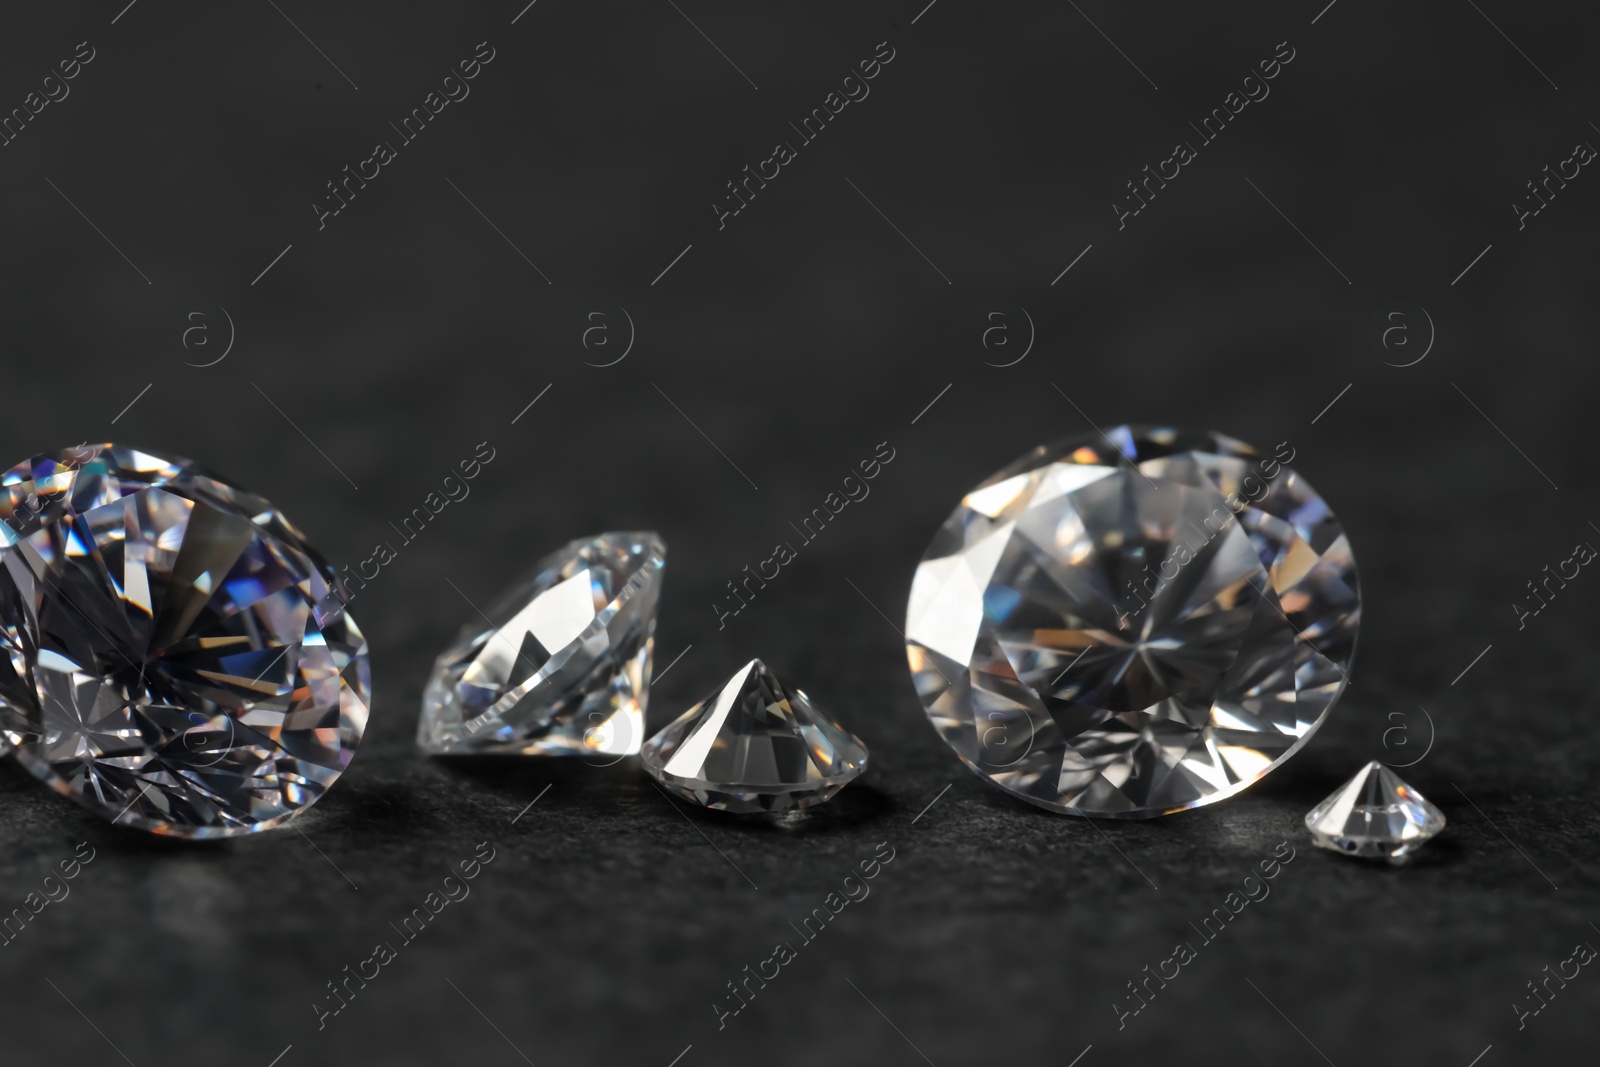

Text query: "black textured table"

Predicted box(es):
[0, 3, 1593, 1065]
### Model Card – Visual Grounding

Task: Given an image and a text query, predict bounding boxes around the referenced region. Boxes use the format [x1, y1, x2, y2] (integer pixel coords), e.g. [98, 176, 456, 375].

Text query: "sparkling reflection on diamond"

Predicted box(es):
[417, 531, 663, 757]
[905, 426, 1360, 818]
[642, 659, 867, 813]
[1305, 760, 1444, 862]
[0, 444, 370, 838]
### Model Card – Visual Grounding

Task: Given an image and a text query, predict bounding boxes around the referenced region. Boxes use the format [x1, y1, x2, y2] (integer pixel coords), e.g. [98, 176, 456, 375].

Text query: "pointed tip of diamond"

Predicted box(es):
[417, 531, 665, 756]
[1305, 760, 1445, 863]
[642, 660, 868, 814]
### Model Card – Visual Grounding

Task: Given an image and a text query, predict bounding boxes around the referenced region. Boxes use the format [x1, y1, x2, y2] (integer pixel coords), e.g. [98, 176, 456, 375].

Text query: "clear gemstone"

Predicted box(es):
[1305, 760, 1445, 862]
[905, 426, 1360, 818]
[642, 659, 867, 813]
[418, 531, 663, 757]
[0, 444, 370, 838]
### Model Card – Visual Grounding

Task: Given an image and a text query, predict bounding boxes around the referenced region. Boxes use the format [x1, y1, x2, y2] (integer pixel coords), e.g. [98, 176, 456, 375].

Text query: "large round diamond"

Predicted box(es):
[0, 444, 370, 838]
[905, 426, 1359, 818]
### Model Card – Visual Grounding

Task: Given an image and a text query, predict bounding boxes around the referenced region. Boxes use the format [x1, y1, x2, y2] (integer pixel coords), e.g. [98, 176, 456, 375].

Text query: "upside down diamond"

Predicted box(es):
[904, 426, 1360, 818]
[642, 659, 868, 813]
[1305, 760, 1445, 862]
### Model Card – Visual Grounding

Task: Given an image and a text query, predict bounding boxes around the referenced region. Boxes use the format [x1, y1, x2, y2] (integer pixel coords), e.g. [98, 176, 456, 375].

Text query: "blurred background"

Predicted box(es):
[0, 1, 1594, 1064]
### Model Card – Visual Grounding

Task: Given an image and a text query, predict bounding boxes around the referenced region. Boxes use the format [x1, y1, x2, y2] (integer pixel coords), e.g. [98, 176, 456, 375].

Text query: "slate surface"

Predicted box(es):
[0, 2, 1594, 1065]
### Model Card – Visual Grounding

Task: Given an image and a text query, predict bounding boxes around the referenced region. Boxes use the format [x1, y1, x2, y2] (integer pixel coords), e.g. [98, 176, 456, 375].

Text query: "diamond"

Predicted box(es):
[0, 443, 370, 838]
[418, 531, 663, 757]
[1305, 760, 1445, 862]
[642, 659, 868, 813]
[905, 426, 1360, 818]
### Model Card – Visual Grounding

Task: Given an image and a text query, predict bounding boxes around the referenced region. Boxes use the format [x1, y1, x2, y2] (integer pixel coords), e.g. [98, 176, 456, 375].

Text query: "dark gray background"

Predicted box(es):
[0, 1, 1594, 1065]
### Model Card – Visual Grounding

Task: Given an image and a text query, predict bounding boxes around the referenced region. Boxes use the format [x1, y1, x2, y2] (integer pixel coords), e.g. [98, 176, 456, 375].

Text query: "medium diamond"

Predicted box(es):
[642, 659, 867, 813]
[905, 426, 1360, 818]
[0, 444, 370, 838]
[418, 531, 663, 756]
[1305, 760, 1445, 862]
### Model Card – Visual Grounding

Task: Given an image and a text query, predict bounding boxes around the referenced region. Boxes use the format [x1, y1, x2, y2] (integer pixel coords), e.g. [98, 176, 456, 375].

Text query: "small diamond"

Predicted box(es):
[905, 426, 1360, 818]
[418, 531, 663, 756]
[0, 444, 370, 838]
[642, 659, 867, 813]
[1305, 760, 1445, 863]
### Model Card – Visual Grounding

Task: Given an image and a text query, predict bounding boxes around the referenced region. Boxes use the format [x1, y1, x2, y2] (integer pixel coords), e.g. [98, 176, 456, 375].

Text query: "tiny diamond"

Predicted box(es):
[642, 659, 868, 813]
[0, 444, 370, 838]
[418, 531, 663, 756]
[905, 426, 1360, 818]
[1305, 760, 1445, 862]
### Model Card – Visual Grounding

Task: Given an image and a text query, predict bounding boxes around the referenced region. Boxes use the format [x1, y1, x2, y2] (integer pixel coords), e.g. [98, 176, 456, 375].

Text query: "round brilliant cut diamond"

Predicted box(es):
[905, 427, 1359, 818]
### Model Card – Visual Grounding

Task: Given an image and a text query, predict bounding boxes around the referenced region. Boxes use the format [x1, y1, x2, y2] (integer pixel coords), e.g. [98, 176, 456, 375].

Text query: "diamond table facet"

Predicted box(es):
[1305, 760, 1445, 862]
[418, 531, 664, 757]
[642, 659, 867, 813]
[0, 444, 370, 838]
[905, 426, 1360, 818]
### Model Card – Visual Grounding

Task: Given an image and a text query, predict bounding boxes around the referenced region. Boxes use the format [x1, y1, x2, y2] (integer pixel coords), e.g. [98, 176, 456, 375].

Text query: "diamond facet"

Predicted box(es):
[0, 444, 370, 838]
[905, 426, 1360, 818]
[642, 659, 868, 813]
[1305, 760, 1445, 862]
[418, 531, 663, 757]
